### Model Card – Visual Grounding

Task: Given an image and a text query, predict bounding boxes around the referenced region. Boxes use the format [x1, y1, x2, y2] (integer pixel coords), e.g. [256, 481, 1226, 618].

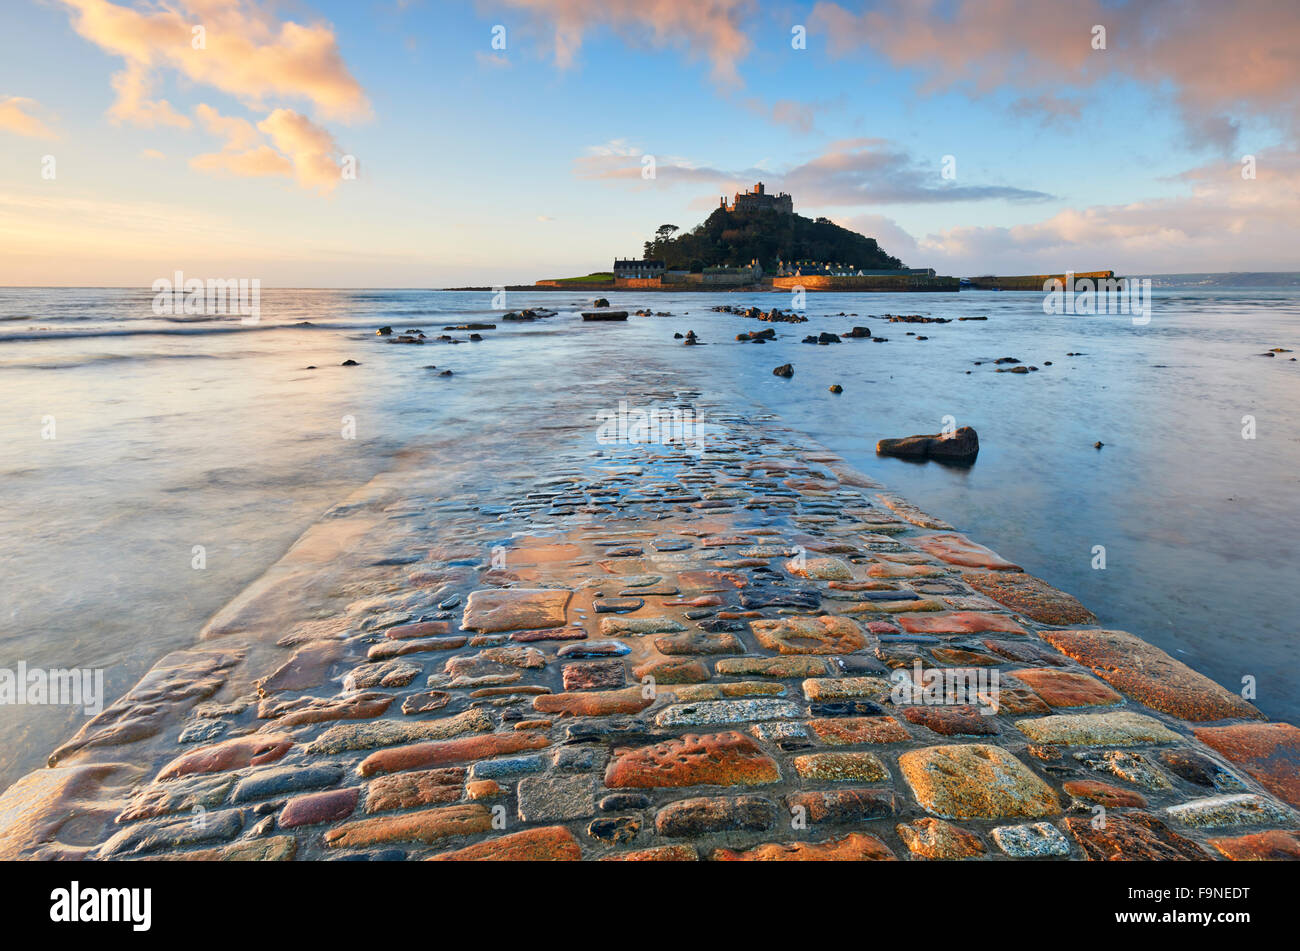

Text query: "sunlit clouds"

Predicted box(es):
[574, 138, 1053, 205]
[495, 0, 755, 86]
[0, 97, 58, 139]
[810, 0, 1300, 150]
[4, 0, 1300, 282]
[56, 0, 370, 120]
[53, 0, 364, 194]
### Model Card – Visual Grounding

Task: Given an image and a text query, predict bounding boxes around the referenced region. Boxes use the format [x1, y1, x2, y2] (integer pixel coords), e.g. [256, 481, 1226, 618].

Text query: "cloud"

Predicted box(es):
[191, 103, 290, 180]
[916, 149, 1300, 273]
[56, 0, 370, 121]
[257, 109, 344, 194]
[0, 97, 58, 139]
[781, 139, 1053, 205]
[574, 140, 732, 186]
[191, 104, 343, 193]
[743, 97, 839, 136]
[837, 213, 920, 258]
[194, 103, 261, 151]
[573, 137, 1052, 205]
[809, 0, 1300, 149]
[139, 148, 166, 160]
[493, 0, 755, 85]
[54, 2, 365, 196]
[106, 61, 191, 127]
[190, 143, 294, 179]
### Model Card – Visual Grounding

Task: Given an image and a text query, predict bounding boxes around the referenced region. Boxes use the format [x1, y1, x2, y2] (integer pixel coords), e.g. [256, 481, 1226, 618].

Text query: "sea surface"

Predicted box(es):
[1, 285, 1297, 790]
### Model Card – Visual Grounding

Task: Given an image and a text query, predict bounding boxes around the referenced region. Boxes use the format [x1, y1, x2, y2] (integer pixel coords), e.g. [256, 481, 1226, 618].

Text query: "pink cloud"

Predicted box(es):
[810, 0, 1300, 148]
[190, 104, 342, 194]
[106, 61, 190, 128]
[0, 97, 58, 139]
[918, 150, 1300, 273]
[494, 0, 755, 86]
[574, 137, 1051, 204]
[190, 144, 293, 179]
[57, 0, 370, 121]
[257, 109, 344, 194]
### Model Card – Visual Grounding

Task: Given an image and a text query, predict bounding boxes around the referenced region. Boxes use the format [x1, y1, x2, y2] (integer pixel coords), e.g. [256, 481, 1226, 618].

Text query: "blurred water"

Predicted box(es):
[0, 286, 1296, 788]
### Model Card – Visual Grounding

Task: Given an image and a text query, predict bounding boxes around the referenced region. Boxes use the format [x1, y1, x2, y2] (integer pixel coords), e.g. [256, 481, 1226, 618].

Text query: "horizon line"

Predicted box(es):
[3, 270, 1299, 291]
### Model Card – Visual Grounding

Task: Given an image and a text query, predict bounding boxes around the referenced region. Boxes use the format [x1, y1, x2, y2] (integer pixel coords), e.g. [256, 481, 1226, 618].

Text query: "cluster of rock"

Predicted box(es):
[970, 357, 1042, 375]
[377, 326, 427, 345]
[885, 314, 952, 324]
[501, 308, 556, 322]
[375, 320, 508, 348]
[712, 305, 808, 324]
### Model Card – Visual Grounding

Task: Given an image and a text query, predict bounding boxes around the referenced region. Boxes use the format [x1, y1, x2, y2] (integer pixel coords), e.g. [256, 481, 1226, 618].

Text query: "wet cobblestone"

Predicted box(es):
[2, 400, 1295, 861]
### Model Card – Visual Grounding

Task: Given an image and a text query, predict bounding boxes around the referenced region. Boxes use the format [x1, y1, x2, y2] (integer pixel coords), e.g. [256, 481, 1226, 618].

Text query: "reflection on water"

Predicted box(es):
[0, 286, 1297, 788]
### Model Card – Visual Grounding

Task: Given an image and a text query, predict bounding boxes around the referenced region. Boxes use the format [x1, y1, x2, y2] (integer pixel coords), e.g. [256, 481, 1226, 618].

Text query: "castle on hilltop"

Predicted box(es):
[721, 181, 793, 215]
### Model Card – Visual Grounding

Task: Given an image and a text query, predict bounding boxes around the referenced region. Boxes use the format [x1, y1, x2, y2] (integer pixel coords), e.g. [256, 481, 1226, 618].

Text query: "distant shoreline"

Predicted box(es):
[444, 284, 975, 293]
[3, 272, 1299, 291]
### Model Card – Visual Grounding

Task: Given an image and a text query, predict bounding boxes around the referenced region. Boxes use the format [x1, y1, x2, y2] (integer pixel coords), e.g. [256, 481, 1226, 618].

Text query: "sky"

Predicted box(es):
[0, 0, 1298, 286]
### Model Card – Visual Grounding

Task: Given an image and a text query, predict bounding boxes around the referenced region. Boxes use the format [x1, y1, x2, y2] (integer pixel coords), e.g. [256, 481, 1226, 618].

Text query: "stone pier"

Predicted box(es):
[2, 398, 1296, 861]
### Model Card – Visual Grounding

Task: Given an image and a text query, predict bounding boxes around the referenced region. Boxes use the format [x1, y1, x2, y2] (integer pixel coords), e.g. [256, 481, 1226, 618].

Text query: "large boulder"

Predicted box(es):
[876, 426, 978, 464]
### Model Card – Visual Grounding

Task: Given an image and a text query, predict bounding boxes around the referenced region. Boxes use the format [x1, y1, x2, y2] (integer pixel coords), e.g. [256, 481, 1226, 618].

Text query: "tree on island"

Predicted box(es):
[644, 224, 679, 258]
[640, 206, 904, 272]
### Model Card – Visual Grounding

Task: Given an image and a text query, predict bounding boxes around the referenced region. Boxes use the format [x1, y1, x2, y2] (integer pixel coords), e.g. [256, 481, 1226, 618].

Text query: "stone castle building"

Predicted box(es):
[721, 181, 793, 215]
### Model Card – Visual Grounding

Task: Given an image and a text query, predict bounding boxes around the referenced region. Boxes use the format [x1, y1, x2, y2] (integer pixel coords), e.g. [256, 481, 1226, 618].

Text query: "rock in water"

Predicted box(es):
[773, 364, 794, 378]
[876, 427, 978, 465]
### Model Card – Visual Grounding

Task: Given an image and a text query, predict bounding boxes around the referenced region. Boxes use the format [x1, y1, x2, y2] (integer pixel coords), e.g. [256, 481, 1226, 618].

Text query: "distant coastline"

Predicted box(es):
[442, 270, 1300, 294]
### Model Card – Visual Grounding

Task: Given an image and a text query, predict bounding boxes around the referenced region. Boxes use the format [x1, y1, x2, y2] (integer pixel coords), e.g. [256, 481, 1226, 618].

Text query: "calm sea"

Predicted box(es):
[1, 285, 1296, 789]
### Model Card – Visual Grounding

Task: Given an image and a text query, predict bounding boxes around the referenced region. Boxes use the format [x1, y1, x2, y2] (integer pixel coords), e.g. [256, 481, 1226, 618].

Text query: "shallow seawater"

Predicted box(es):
[0, 286, 1296, 789]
